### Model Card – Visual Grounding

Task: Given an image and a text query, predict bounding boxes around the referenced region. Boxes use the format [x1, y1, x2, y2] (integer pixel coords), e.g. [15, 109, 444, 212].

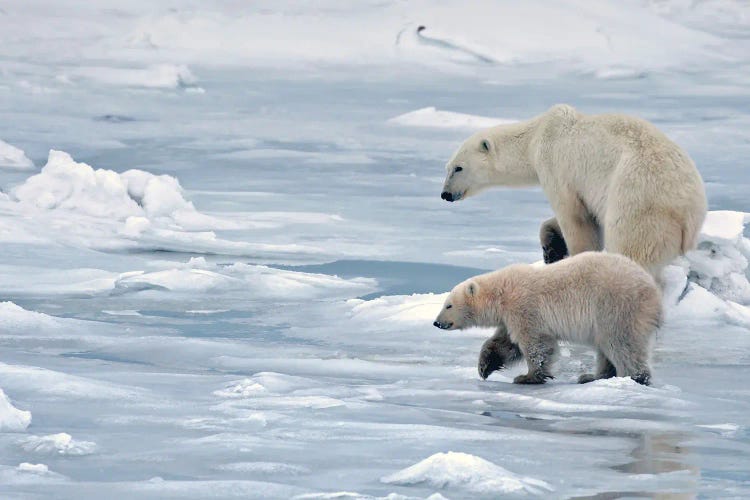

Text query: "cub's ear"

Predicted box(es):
[467, 281, 479, 297]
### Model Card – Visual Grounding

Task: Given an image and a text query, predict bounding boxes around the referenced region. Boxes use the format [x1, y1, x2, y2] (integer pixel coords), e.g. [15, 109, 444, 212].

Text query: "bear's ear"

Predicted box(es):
[467, 281, 479, 297]
[480, 139, 491, 153]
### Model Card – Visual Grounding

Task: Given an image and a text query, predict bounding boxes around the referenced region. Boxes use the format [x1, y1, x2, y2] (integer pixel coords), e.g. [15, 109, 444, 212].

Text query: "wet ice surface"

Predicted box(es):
[1, 1, 750, 498]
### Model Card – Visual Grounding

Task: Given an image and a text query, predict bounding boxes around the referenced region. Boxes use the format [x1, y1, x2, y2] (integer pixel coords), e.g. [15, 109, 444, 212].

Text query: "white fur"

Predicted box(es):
[441, 104, 707, 277]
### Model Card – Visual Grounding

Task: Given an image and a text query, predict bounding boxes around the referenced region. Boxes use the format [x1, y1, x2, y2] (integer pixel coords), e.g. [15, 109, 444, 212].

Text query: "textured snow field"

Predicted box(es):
[1, 1, 750, 498]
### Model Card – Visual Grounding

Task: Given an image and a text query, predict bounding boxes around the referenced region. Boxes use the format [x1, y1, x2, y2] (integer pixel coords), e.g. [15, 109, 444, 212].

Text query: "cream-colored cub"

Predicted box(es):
[440, 104, 707, 278]
[433, 252, 662, 385]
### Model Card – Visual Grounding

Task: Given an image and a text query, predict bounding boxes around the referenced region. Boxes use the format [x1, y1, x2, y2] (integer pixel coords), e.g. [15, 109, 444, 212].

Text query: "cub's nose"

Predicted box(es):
[433, 321, 440, 328]
[441, 192, 454, 202]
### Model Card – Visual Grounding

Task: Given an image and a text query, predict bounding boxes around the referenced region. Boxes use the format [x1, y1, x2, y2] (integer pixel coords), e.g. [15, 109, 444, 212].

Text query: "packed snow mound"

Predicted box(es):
[0, 139, 34, 170]
[19, 433, 97, 456]
[1, 150, 337, 259]
[0, 301, 63, 331]
[683, 211, 750, 304]
[388, 107, 517, 130]
[13, 150, 199, 222]
[17, 463, 49, 474]
[381, 451, 553, 495]
[0, 388, 31, 432]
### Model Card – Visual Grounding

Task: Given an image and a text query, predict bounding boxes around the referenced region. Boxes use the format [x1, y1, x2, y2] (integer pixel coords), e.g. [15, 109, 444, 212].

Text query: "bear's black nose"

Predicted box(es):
[441, 192, 454, 202]
[433, 321, 440, 328]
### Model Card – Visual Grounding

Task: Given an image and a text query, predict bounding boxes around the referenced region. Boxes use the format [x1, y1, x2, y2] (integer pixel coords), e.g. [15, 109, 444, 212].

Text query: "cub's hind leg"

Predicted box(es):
[578, 350, 617, 384]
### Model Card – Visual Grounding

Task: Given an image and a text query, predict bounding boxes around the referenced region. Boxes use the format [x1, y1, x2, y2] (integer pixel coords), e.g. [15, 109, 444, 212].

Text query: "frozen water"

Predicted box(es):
[1, 1, 750, 498]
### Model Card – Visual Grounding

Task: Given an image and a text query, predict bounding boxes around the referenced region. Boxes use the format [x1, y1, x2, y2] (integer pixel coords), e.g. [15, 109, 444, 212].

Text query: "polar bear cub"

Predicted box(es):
[433, 252, 662, 385]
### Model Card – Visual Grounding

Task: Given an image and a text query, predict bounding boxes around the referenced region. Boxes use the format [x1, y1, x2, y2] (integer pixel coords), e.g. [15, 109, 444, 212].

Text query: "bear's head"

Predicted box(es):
[433, 279, 480, 330]
[440, 124, 536, 202]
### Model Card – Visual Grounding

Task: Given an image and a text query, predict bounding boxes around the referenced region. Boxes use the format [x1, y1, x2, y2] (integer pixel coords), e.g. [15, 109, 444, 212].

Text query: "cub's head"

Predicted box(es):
[433, 279, 480, 330]
[440, 132, 493, 203]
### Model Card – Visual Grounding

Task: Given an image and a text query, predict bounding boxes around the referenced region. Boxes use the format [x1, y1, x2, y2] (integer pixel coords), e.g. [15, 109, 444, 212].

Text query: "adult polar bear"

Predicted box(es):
[440, 104, 707, 278]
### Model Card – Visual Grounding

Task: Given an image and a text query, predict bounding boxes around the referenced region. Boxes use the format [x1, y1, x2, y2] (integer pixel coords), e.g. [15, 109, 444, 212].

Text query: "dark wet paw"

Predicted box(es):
[513, 373, 552, 385]
[631, 372, 651, 386]
[478, 347, 504, 380]
[542, 243, 568, 265]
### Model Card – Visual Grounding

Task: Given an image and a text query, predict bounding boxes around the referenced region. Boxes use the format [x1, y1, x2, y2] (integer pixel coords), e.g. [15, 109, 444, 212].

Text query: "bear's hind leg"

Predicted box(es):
[605, 338, 652, 386]
[578, 349, 617, 384]
[513, 337, 557, 385]
[539, 217, 569, 264]
[478, 323, 524, 379]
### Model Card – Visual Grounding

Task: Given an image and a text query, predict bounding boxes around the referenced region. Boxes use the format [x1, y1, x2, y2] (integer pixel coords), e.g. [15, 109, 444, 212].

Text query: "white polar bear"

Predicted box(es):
[440, 104, 707, 278]
[433, 252, 662, 385]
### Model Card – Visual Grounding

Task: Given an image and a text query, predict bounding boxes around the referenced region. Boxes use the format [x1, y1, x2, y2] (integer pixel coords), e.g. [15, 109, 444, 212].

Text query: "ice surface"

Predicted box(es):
[0, 139, 34, 170]
[1, 1, 749, 498]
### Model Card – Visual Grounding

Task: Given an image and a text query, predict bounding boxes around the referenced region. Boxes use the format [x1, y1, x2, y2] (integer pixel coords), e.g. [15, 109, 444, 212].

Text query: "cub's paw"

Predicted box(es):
[478, 345, 504, 380]
[577, 373, 598, 384]
[513, 373, 552, 385]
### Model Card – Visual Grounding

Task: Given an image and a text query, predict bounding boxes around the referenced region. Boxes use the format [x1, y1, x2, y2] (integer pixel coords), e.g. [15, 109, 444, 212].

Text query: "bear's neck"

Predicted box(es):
[488, 117, 542, 187]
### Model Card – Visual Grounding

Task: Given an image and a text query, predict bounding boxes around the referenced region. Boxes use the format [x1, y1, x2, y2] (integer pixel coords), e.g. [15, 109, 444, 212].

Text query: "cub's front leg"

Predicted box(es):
[513, 335, 557, 385]
[477, 323, 523, 379]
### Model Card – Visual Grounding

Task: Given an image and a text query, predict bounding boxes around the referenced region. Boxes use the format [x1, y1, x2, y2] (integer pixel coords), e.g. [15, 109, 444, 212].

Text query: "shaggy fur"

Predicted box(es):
[441, 104, 707, 277]
[434, 252, 662, 385]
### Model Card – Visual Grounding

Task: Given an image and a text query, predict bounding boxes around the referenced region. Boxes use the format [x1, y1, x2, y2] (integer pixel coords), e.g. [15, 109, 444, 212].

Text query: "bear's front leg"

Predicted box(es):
[477, 323, 523, 379]
[539, 217, 568, 264]
[551, 193, 602, 256]
[513, 337, 556, 385]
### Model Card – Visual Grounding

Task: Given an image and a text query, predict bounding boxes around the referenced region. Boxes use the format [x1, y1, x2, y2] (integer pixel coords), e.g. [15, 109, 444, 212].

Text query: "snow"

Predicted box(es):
[389, 107, 517, 130]
[382, 451, 553, 495]
[17, 462, 49, 473]
[0, 139, 34, 170]
[0, 388, 31, 432]
[72, 64, 199, 90]
[19, 433, 97, 456]
[1, 1, 749, 498]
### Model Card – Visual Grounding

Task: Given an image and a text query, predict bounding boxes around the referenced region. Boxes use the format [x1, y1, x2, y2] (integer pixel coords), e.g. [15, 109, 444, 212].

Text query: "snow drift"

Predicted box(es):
[0, 388, 31, 432]
[0, 139, 34, 170]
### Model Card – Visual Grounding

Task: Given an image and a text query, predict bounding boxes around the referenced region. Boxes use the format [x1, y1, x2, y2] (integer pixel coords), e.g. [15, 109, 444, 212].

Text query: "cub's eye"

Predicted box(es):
[481, 139, 490, 152]
[446, 304, 452, 309]
[454, 166, 462, 173]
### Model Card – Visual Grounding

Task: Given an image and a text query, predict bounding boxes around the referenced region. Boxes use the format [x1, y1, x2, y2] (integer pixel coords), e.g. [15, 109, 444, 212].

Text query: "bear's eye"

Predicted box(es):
[481, 139, 491, 152]
[453, 166, 462, 173]
[446, 304, 452, 309]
